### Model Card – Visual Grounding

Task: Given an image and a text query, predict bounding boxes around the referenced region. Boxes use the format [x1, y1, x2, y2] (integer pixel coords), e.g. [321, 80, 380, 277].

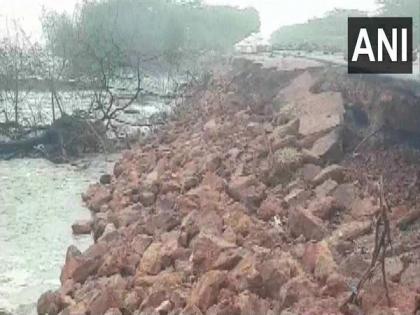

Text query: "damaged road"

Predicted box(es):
[38, 56, 420, 315]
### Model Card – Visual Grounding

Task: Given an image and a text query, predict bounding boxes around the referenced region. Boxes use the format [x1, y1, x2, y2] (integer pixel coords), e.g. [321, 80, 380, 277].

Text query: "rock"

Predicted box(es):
[58, 303, 88, 315]
[138, 242, 166, 275]
[86, 289, 121, 315]
[284, 189, 311, 208]
[60, 255, 102, 284]
[400, 261, 420, 288]
[314, 179, 338, 198]
[396, 208, 420, 230]
[222, 226, 237, 245]
[299, 109, 342, 137]
[160, 236, 189, 266]
[155, 300, 173, 315]
[179, 211, 200, 247]
[189, 271, 227, 312]
[123, 291, 143, 313]
[71, 220, 92, 235]
[65, 245, 81, 263]
[211, 249, 242, 271]
[292, 297, 342, 315]
[339, 254, 370, 278]
[201, 172, 225, 192]
[302, 241, 336, 278]
[322, 273, 349, 297]
[236, 292, 271, 315]
[204, 119, 218, 138]
[206, 302, 240, 315]
[144, 169, 160, 193]
[100, 174, 112, 185]
[171, 289, 189, 310]
[288, 207, 327, 241]
[389, 206, 410, 224]
[350, 197, 379, 220]
[229, 254, 262, 293]
[311, 165, 346, 187]
[301, 149, 321, 165]
[139, 191, 156, 207]
[223, 207, 254, 237]
[308, 196, 341, 220]
[257, 197, 285, 221]
[180, 305, 203, 315]
[135, 272, 183, 292]
[314, 251, 337, 283]
[104, 309, 122, 315]
[85, 185, 112, 212]
[37, 291, 62, 315]
[272, 118, 300, 138]
[301, 164, 322, 182]
[328, 221, 371, 244]
[191, 233, 236, 275]
[310, 129, 342, 162]
[197, 210, 224, 236]
[272, 135, 298, 152]
[182, 175, 200, 192]
[257, 254, 302, 299]
[341, 304, 364, 315]
[226, 147, 242, 161]
[156, 195, 177, 213]
[227, 176, 266, 209]
[185, 184, 222, 214]
[131, 234, 153, 256]
[144, 212, 180, 236]
[92, 213, 107, 241]
[113, 159, 125, 178]
[160, 180, 181, 194]
[279, 276, 317, 309]
[98, 223, 119, 243]
[98, 245, 139, 277]
[332, 183, 356, 210]
[360, 281, 416, 315]
[110, 207, 141, 228]
[203, 153, 222, 173]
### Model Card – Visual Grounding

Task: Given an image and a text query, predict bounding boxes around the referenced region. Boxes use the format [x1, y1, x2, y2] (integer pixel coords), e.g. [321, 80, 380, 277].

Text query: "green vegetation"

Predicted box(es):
[270, 9, 366, 52]
[0, 0, 259, 129]
[270, 0, 420, 51]
[42, 0, 260, 76]
[377, 0, 420, 46]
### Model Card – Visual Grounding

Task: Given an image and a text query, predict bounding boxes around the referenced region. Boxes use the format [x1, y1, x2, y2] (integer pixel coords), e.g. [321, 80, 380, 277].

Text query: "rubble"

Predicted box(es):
[38, 57, 420, 315]
[71, 220, 93, 235]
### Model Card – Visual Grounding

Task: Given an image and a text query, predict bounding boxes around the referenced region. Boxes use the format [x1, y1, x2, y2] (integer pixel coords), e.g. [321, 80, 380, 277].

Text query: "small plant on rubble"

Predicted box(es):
[264, 147, 303, 186]
[273, 147, 303, 168]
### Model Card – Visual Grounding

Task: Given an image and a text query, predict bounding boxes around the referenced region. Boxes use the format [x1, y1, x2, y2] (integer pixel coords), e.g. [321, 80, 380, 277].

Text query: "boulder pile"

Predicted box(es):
[38, 58, 420, 315]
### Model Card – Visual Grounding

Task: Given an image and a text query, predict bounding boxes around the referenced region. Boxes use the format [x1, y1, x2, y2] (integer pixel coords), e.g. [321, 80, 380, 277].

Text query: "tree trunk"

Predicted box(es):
[14, 75, 19, 125]
[52, 91, 56, 122]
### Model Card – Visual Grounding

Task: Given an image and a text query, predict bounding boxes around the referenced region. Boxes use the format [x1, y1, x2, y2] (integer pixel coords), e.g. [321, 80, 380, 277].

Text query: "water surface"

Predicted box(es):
[0, 156, 117, 314]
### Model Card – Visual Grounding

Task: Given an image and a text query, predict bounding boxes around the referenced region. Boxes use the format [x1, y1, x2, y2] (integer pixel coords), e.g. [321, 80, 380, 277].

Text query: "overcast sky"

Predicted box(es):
[0, 0, 379, 40]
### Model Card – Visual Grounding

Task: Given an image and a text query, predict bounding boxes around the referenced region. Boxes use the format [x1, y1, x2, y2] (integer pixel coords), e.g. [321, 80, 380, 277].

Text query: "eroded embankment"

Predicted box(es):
[37, 56, 420, 315]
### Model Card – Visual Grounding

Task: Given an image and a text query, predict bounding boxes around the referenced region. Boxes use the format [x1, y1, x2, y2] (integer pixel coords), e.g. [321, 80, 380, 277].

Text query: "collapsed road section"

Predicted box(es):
[37, 55, 420, 315]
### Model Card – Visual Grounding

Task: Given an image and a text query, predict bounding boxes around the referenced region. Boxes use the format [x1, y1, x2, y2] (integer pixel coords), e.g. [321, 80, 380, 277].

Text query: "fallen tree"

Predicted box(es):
[0, 114, 108, 162]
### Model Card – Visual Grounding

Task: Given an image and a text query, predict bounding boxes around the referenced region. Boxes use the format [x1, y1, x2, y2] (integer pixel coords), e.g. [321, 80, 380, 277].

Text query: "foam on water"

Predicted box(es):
[0, 156, 117, 314]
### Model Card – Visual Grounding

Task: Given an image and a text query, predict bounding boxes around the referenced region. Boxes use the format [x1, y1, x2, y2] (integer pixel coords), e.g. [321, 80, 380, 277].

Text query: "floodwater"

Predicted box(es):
[0, 155, 118, 314]
[0, 75, 175, 314]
